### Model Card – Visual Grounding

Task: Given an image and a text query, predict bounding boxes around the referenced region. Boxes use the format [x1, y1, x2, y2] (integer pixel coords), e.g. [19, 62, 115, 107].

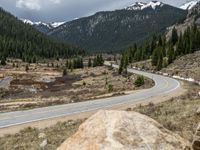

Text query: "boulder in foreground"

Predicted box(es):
[58, 110, 190, 150]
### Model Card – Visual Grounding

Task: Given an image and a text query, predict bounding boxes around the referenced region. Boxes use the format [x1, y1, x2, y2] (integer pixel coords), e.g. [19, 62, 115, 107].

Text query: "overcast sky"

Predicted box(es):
[0, 0, 190, 22]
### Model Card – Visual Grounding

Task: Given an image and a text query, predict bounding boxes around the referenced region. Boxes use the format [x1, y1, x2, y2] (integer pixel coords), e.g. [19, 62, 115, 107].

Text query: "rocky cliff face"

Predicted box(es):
[57, 110, 190, 150]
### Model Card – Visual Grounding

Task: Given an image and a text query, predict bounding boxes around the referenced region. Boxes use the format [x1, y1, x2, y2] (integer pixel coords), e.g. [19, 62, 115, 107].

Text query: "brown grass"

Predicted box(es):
[132, 83, 200, 142]
[0, 120, 83, 150]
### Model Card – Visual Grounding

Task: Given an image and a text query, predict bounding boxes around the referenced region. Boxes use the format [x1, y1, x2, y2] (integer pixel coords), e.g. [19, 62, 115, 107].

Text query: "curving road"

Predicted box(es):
[0, 63, 180, 129]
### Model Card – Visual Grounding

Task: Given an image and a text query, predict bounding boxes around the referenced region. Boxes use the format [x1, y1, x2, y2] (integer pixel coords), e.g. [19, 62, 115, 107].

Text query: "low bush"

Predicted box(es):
[134, 76, 145, 87]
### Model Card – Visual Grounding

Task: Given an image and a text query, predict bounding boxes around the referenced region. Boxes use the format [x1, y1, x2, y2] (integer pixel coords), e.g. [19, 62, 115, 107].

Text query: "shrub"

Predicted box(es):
[134, 76, 145, 87]
[0, 57, 6, 66]
[63, 68, 67, 76]
[83, 81, 86, 86]
[108, 84, 113, 93]
[25, 65, 29, 72]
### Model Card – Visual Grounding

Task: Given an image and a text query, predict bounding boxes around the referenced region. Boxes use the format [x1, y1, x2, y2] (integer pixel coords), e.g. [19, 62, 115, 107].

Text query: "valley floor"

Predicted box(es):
[0, 60, 153, 112]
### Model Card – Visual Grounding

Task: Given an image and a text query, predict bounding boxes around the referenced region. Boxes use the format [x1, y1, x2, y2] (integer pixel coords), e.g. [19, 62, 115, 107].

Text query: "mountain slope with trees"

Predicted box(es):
[0, 8, 84, 63]
[118, 2, 200, 73]
[166, 1, 200, 39]
[48, 2, 187, 52]
[118, 23, 200, 73]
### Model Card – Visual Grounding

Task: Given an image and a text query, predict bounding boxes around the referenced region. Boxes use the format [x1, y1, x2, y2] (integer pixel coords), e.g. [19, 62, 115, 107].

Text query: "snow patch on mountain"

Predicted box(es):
[180, 0, 199, 10]
[51, 22, 65, 28]
[126, 1, 164, 10]
[22, 19, 34, 25]
[21, 19, 65, 28]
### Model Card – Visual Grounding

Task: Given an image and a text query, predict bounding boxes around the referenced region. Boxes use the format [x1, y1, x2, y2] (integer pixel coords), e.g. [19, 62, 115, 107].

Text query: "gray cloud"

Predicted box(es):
[16, 0, 41, 10]
[0, 0, 191, 22]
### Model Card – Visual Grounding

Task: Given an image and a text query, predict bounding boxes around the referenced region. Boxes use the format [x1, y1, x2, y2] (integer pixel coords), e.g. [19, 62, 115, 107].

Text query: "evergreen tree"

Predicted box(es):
[158, 35, 163, 46]
[150, 35, 157, 54]
[25, 65, 29, 72]
[63, 68, 67, 76]
[151, 49, 158, 66]
[176, 32, 183, 56]
[152, 47, 163, 70]
[156, 51, 163, 71]
[171, 27, 178, 45]
[32, 56, 37, 63]
[93, 57, 97, 67]
[124, 55, 129, 73]
[88, 58, 92, 67]
[92, 55, 104, 67]
[0, 57, 6, 66]
[12, 63, 15, 67]
[168, 45, 175, 64]
[118, 56, 124, 74]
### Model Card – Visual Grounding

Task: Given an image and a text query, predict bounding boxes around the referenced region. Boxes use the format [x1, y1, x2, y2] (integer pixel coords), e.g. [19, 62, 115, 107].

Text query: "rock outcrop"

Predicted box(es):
[57, 110, 190, 150]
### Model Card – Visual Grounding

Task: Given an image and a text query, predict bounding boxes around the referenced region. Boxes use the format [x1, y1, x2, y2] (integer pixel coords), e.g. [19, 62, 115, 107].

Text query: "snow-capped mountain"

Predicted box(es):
[49, 1, 187, 52]
[21, 19, 65, 33]
[22, 19, 51, 27]
[126, 1, 164, 10]
[180, 0, 199, 10]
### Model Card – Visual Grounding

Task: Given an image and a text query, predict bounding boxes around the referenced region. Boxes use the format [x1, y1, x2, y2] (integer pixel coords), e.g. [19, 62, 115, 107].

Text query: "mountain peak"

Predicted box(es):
[126, 1, 164, 11]
[180, 0, 200, 10]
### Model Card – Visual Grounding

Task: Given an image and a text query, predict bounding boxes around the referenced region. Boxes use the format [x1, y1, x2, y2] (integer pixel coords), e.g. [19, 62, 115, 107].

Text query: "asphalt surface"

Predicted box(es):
[0, 63, 180, 129]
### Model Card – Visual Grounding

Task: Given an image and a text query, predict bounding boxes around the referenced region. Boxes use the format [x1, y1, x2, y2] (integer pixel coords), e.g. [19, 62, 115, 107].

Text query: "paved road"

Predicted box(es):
[0, 63, 180, 129]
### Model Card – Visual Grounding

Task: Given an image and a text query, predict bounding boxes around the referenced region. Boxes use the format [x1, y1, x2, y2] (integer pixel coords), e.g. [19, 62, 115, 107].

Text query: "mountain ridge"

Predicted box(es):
[48, 1, 187, 52]
[21, 19, 65, 33]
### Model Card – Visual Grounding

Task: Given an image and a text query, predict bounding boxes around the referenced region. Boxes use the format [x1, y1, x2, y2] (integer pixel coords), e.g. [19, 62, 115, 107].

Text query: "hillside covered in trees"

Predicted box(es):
[0, 8, 84, 62]
[119, 23, 200, 73]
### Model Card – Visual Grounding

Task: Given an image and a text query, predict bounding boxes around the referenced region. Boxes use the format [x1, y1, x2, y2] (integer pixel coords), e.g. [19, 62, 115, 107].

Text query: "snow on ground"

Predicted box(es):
[51, 22, 65, 28]
[126, 1, 163, 10]
[180, 0, 199, 10]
